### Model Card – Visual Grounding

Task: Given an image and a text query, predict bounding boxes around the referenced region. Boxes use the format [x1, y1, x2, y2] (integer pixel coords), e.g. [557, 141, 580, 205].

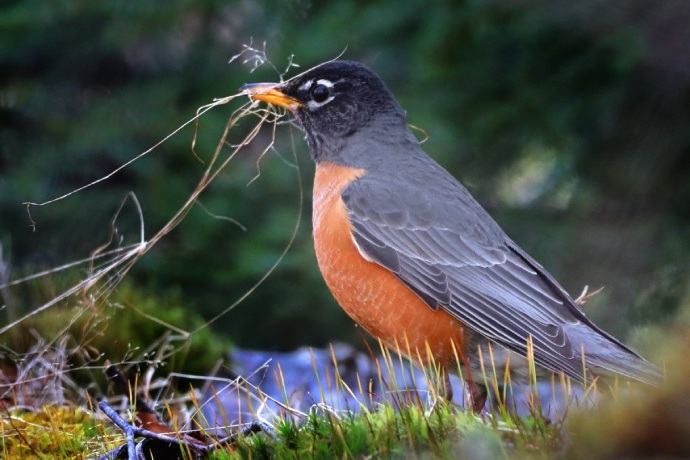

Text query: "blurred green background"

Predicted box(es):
[1, 0, 689, 354]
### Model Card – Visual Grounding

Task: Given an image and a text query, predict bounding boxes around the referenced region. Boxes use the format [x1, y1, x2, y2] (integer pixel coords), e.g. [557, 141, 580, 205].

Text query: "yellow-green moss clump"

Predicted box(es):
[1, 405, 122, 459]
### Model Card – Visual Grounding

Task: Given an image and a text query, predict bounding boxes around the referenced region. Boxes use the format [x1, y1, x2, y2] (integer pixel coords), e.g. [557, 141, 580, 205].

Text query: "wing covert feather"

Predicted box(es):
[342, 176, 604, 379]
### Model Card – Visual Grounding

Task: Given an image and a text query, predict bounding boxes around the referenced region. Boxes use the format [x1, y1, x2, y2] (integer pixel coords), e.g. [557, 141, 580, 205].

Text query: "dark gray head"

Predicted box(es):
[242, 60, 411, 163]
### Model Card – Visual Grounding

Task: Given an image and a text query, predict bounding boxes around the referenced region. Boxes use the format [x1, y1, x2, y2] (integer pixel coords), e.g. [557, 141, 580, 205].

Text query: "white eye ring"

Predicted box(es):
[298, 80, 314, 91]
[306, 79, 336, 109]
[298, 78, 334, 91]
[310, 84, 331, 103]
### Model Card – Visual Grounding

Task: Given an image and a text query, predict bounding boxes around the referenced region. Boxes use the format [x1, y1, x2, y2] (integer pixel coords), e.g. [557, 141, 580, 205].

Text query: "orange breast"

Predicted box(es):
[312, 162, 467, 367]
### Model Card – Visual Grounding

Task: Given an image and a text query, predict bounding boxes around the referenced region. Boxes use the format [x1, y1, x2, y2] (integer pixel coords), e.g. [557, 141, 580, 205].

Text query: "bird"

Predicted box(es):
[240, 60, 661, 412]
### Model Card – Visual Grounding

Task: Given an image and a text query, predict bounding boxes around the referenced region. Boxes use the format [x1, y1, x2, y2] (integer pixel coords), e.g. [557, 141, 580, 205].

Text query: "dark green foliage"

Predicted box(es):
[2, 0, 688, 353]
[9, 281, 232, 386]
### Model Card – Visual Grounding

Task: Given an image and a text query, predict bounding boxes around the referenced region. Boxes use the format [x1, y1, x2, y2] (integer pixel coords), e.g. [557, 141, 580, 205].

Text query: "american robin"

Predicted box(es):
[241, 60, 660, 412]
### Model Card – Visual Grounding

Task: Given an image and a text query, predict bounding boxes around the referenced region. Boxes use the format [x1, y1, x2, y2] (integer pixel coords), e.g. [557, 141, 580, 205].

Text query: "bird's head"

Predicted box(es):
[241, 60, 409, 162]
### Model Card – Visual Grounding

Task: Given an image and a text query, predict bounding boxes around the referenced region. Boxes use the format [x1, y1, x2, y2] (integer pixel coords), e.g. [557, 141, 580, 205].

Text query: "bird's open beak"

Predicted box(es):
[239, 83, 302, 110]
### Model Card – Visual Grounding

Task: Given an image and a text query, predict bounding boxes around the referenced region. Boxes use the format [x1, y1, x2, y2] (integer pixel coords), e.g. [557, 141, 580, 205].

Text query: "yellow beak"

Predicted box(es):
[239, 83, 302, 110]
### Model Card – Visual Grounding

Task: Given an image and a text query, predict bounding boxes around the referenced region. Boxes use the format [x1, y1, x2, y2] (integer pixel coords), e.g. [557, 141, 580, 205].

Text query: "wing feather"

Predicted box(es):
[342, 174, 641, 381]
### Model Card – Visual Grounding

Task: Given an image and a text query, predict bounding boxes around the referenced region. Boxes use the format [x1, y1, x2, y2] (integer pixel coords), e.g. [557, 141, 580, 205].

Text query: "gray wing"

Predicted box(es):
[342, 174, 638, 382]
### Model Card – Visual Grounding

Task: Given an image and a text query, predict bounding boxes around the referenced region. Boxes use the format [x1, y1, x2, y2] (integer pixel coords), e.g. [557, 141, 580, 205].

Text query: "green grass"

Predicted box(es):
[212, 401, 560, 460]
[202, 343, 567, 460]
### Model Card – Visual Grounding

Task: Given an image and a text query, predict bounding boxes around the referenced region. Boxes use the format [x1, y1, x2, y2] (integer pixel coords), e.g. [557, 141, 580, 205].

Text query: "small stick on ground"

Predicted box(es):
[94, 400, 270, 460]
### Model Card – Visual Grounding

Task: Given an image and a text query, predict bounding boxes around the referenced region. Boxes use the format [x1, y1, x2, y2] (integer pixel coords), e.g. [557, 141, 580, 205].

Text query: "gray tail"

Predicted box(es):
[567, 325, 662, 386]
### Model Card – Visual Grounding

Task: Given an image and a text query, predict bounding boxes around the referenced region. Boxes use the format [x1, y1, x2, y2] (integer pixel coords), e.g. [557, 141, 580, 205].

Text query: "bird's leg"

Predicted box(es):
[461, 359, 487, 413]
[469, 381, 488, 413]
[457, 340, 487, 413]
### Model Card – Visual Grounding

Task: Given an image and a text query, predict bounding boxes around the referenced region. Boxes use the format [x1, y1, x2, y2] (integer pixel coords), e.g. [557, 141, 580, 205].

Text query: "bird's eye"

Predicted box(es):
[310, 84, 331, 103]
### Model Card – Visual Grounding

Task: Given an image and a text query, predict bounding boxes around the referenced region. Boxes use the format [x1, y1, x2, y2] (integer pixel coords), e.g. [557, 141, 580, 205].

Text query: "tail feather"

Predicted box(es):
[565, 324, 662, 386]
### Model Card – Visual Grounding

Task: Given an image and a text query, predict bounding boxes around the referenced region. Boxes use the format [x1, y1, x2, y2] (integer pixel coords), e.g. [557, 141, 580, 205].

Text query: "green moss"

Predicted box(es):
[0, 405, 123, 459]
[213, 400, 559, 460]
